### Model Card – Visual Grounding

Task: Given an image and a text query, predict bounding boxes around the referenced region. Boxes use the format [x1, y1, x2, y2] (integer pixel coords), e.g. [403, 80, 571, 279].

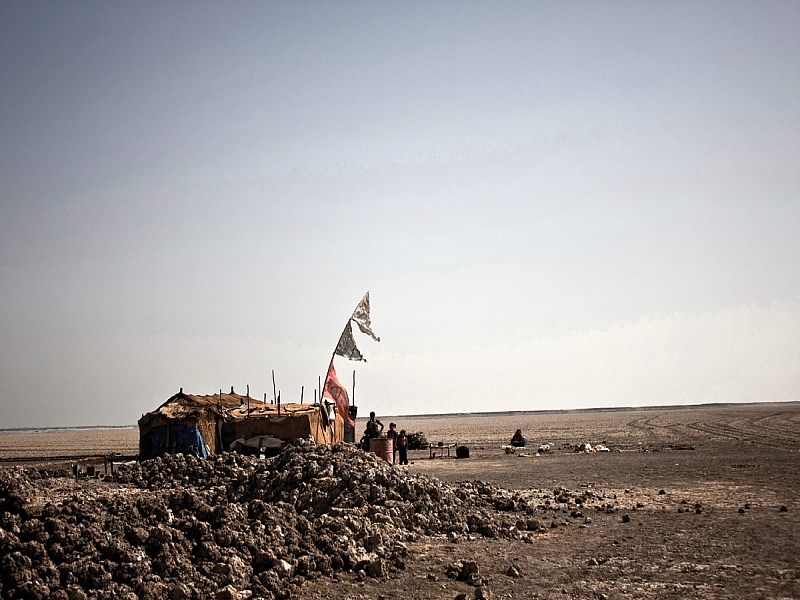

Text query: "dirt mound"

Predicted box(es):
[0, 439, 574, 599]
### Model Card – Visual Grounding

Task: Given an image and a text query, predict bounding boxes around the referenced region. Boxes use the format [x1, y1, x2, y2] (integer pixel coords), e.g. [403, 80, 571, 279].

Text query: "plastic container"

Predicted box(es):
[370, 438, 394, 463]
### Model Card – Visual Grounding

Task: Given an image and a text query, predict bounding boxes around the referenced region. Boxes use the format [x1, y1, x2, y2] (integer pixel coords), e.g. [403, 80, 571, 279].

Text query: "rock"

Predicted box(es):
[68, 587, 89, 600]
[459, 560, 479, 580]
[506, 565, 522, 577]
[272, 559, 293, 579]
[215, 585, 241, 600]
[474, 586, 491, 599]
[621, 515, 631, 523]
[780, 505, 788, 512]
[366, 559, 383, 578]
[465, 572, 483, 587]
[446, 563, 463, 579]
[0, 442, 558, 600]
[171, 584, 191, 600]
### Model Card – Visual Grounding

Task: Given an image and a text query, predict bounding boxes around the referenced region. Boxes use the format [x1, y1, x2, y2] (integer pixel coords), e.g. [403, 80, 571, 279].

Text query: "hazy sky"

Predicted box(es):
[1, 2, 798, 428]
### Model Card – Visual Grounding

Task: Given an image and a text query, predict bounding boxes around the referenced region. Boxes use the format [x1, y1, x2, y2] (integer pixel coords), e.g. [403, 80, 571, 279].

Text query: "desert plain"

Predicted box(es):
[1, 402, 799, 599]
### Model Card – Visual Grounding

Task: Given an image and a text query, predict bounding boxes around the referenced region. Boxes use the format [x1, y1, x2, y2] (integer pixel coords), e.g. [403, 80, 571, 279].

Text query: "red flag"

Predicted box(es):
[323, 361, 354, 427]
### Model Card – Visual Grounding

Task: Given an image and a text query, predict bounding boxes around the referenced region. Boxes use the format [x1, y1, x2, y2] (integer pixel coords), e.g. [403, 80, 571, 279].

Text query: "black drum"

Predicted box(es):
[456, 445, 470, 459]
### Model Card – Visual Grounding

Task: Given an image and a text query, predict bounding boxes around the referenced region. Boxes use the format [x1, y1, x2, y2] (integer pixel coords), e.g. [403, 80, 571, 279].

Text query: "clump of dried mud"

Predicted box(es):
[0, 439, 609, 600]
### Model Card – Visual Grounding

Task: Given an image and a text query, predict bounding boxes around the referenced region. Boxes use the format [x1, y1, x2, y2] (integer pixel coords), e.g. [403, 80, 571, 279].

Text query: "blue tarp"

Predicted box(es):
[149, 424, 209, 459]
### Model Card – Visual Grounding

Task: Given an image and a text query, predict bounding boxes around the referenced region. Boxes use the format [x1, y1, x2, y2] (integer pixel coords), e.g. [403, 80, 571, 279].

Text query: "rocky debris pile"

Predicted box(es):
[406, 432, 428, 450]
[0, 440, 583, 600]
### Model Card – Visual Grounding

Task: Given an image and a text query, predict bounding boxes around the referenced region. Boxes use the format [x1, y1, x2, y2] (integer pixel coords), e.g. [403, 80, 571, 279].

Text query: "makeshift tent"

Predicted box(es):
[138, 388, 344, 460]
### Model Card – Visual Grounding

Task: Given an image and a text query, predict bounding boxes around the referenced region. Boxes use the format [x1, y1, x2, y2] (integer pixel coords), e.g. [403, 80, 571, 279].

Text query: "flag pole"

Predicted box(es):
[323, 292, 370, 428]
[324, 291, 368, 401]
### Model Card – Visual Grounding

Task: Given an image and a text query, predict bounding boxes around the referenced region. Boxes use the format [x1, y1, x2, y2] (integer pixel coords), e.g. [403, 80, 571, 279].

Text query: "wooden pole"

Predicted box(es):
[272, 370, 277, 404]
[301, 386, 304, 404]
[322, 292, 369, 420]
[246, 384, 250, 418]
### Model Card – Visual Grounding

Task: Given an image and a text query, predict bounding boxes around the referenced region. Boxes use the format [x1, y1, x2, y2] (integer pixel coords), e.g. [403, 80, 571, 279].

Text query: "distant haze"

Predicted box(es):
[1, 2, 798, 428]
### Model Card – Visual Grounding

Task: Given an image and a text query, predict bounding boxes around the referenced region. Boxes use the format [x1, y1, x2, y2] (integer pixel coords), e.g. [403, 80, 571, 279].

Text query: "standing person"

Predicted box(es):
[365, 411, 384, 440]
[396, 429, 409, 465]
[386, 423, 398, 463]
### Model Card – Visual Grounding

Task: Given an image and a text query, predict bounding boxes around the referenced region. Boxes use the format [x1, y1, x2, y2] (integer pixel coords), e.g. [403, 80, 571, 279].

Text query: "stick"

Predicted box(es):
[272, 370, 277, 404]
[301, 386, 304, 404]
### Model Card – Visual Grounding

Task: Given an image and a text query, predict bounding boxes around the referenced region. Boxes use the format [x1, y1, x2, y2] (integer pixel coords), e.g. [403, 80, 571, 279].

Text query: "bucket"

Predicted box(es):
[370, 438, 394, 463]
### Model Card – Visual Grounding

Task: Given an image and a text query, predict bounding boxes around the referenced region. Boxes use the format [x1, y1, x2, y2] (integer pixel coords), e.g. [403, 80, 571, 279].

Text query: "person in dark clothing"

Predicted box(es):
[365, 411, 384, 439]
[510, 429, 527, 447]
[396, 429, 409, 465]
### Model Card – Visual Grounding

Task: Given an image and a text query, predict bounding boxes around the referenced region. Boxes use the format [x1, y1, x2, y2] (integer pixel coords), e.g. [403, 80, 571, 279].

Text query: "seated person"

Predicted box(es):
[510, 429, 527, 447]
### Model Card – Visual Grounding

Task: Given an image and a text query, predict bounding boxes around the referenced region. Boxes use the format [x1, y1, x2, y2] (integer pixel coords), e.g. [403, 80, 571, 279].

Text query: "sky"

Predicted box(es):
[1, 1, 798, 428]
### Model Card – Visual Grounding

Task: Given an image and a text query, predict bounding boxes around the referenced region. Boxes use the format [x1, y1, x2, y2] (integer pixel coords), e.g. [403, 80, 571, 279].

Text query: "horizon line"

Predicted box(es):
[2, 399, 797, 432]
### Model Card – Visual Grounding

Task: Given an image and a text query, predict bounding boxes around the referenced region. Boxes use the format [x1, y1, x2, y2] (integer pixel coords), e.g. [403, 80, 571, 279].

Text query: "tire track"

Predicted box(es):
[626, 417, 658, 437]
[743, 412, 800, 441]
[686, 420, 798, 449]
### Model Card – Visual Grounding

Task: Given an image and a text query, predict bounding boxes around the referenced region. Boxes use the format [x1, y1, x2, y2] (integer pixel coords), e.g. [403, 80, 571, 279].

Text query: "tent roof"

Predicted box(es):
[143, 389, 330, 421]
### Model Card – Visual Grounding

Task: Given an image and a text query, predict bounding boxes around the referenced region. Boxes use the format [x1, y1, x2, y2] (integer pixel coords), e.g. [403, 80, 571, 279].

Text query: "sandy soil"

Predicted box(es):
[3, 402, 800, 599]
[302, 403, 800, 599]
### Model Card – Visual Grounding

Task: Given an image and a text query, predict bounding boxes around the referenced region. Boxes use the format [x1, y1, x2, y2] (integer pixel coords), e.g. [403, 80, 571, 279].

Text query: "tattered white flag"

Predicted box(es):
[335, 321, 365, 362]
[352, 291, 381, 342]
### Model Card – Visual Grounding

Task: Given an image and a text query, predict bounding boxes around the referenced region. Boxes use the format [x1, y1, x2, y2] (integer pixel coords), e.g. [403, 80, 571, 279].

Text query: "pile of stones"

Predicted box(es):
[406, 432, 428, 450]
[0, 439, 601, 600]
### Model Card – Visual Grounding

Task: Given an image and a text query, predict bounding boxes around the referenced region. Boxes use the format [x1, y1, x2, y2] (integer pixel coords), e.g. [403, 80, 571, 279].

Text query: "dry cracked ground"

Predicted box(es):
[1, 402, 799, 599]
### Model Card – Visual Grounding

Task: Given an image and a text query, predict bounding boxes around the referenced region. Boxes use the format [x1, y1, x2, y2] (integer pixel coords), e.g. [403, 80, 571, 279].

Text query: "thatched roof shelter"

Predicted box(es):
[138, 388, 344, 459]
